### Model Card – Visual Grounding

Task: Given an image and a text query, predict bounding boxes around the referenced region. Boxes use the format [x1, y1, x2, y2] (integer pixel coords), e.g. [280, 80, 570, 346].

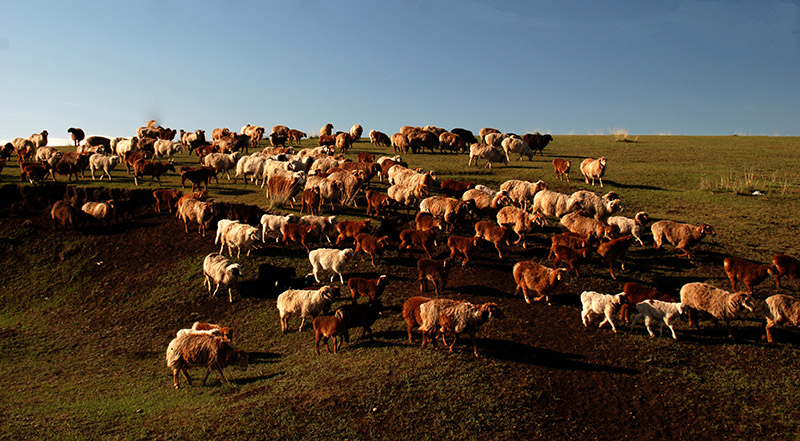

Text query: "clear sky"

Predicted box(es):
[2, 0, 799, 144]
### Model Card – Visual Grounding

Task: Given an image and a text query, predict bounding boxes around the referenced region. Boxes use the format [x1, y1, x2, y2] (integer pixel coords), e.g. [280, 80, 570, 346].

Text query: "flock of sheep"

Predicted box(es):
[5, 121, 800, 388]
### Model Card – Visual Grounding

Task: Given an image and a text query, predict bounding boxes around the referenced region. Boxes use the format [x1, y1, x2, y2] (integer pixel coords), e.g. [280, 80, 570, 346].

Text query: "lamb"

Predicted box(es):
[29, 130, 49, 149]
[288, 129, 307, 145]
[81, 200, 115, 224]
[415, 212, 443, 232]
[474, 220, 513, 259]
[522, 132, 553, 156]
[512, 261, 567, 304]
[281, 223, 317, 253]
[365, 189, 392, 218]
[299, 215, 337, 243]
[178, 198, 215, 237]
[501, 137, 533, 161]
[335, 299, 383, 341]
[651, 220, 716, 260]
[468, 143, 508, 169]
[347, 275, 389, 304]
[176, 322, 234, 342]
[619, 282, 679, 325]
[608, 211, 649, 247]
[398, 228, 437, 258]
[312, 315, 349, 354]
[501, 180, 549, 212]
[422, 300, 502, 357]
[202, 253, 242, 303]
[629, 299, 685, 340]
[257, 213, 297, 242]
[569, 190, 624, 222]
[550, 244, 590, 277]
[152, 188, 183, 214]
[417, 258, 450, 297]
[580, 291, 625, 333]
[370, 130, 391, 148]
[88, 153, 120, 181]
[165, 333, 248, 389]
[772, 254, 800, 288]
[580, 157, 607, 187]
[308, 248, 354, 283]
[218, 223, 262, 259]
[764, 294, 800, 343]
[552, 158, 571, 182]
[21, 162, 52, 184]
[446, 235, 478, 267]
[334, 219, 371, 246]
[67, 127, 85, 147]
[353, 233, 389, 267]
[403, 296, 433, 342]
[679, 282, 756, 338]
[154, 140, 183, 162]
[496, 206, 547, 249]
[596, 235, 634, 280]
[723, 257, 774, 294]
[559, 212, 617, 240]
[277, 285, 337, 332]
[549, 232, 592, 256]
[300, 188, 321, 215]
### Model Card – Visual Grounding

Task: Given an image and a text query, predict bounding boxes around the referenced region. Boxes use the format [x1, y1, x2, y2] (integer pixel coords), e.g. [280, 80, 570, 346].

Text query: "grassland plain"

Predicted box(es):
[1, 134, 799, 440]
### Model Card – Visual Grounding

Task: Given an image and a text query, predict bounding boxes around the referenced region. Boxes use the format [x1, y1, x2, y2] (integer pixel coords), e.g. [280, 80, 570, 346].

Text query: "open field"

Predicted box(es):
[2, 134, 800, 440]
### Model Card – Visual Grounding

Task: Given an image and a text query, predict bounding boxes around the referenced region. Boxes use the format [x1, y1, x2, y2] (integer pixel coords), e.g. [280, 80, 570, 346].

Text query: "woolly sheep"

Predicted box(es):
[483, 132, 507, 147]
[165, 332, 248, 389]
[420, 300, 502, 357]
[531, 189, 580, 219]
[81, 200, 115, 224]
[308, 248, 354, 283]
[202, 253, 242, 303]
[580, 157, 607, 187]
[276, 285, 337, 332]
[204, 152, 241, 181]
[496, 206, 547, 249]
[679, 282, 755, 338]
[388, 183, 429, 214]
[299, 215, 337, 243]
[501, 137, 533, 161]
[500, 179, 548, 212]
[260, 213, 299, 242]
[468, 143, 508, 169]
[559, 212, 617, 240]
[651, 220, 715, 260]
[88, 153, 120, 181]
[630, 299, 685, 340]
[513, 260, 567, 304]
[419, 196, 472, 230]
[235, 155, 267, 185]
[154, 140, 183, 162]
[764, 294, 800, 343]
[569, 190, 623, 222]
[30, 130, 49, 148]
[349, 124, 363, 142]
[608, 211, 649, 247]
[580, 291, 624, 333]
[219, 222, 262, 258]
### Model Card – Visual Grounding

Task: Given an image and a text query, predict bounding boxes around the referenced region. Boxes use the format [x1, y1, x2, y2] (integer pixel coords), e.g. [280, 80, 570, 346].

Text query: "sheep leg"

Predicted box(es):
[599, 177, 603, 188]
[448, 333, 458, 352]
[494, 243, 503, 259]
[228, 288, 233, 303]
[212, 362, 230, 386]
[298, 317, 306, 333]
[181, 367, 192, 386]
[581, 310, 589, 328]
[766, 319, 776, 343]
[608, 263, 617, 280]
[629, 312, 641, 331]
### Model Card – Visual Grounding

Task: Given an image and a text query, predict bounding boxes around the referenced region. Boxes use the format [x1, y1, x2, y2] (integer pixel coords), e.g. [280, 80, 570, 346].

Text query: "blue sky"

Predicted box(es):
[1, 0, 799, 144]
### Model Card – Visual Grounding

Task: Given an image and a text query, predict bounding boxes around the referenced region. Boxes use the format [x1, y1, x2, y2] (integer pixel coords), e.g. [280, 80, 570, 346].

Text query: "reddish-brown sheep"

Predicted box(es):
[399, 228, 437, 258]
[552, 158, 571, 182]
[723, 257, 774, 294]
[347, 275, 389, 304]
[447, 235, 479, 267]
[417, 258, 449, 297]
[353, 233, 389, 267]
[597, 235, 634, 280]
[335, 219, 371, 245]
[619, 282, 679, 324]
[773, 254, 800, 288]
[281, 223, 317, 253]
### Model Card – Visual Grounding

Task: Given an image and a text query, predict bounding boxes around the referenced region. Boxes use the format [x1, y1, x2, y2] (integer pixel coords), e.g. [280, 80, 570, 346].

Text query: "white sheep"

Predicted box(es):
[215, 219, 241, 248]
[500, 179, 548, 212]
[629, 299, 685, 340]
[81, 200, 115, 224]
[308, 248, 354, 283]
[276, 285, 337, 332]
[679, 282, 755, 338]
[154, 140, 183, 162]
[532, 189, 580, 218]
[34, 146, 61, 163]
[764, 294, 800, 343]
[299, 215, 338, 243]
[260, 213, 299, 243]
[608, 211, 649, 247]
[483, 132, 508, 147]
[387, 183, 429, 214]
[204, 152, 241, 181]
[30, 130, 49, 148]
[468, 143, 508, 169]
[202, 253, 242, 303]
[88, 153, 120, 181]
[580, 291, 624, 333]
[559, 211, 617, 240]
[580, 157, 607, 187]
[219, 222, 262, 258]
[501, 137, 533, 161]
[114, 137, 138, 157]
[419, 196, 471, 229]
[418, 299, 501, 357]
[496, 206, 547, 248]
[568, 190, 624, 222]
[235, 154, 268, 184]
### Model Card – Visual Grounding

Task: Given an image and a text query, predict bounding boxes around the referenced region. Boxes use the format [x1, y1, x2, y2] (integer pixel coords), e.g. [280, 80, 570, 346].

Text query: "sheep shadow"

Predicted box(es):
[477, 338, 640, 374]
[602, 180, 665, 191]
[458, 284, 512, 299]
[248, 351, 282, 364]
[234, 372, 283, 386]
[213, 187, 258, 197]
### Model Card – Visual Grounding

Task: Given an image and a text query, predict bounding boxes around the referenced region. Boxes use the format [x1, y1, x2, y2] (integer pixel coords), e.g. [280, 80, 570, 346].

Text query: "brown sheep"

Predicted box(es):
[153, 189, 183, 213]
[353, 233, 389, 267]
[723, 257, 774, 294]
[391, 132, 410, 154]
[300, 188, 321, 215]
[335, 219, 371, 246]
[399, 228, 437, 258]
[67, 127, 85, 147]
[281, 223, 317, 253]
[133, 159, 175, 186]
[651, 220, 715, 260]
[447, 235, 479, 267]
[50, 200, 95, 230]
[288, 129, 307, 145]
[552, 158, 571, 182]
[550, 245, 590, 277]
[596, 235, 634, 280]
[773, 254, 800, 288]
[347, 275, 389, 304]
[474, 220, 513, 259]
[512, 260, 567, 304]
[403, 296, 433, 342]
[313, 315, 349, 355]
[619, 282, 679, 325]
[370, 130, 391, 148]
[522, 132, 553, 156]
[365, 189, 392, 218]
[548, 232, 592, 259]
[415, 211, 443, 232]
[417, 258, 449, 297]
[166, 333, 248, 389]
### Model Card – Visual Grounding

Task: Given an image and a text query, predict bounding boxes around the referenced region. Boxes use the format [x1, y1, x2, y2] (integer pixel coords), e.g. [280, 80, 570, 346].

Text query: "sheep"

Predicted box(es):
[288, 129, 306, 145]
[304, 175, 343, 211]
[81, 200, 115, 224]
[483, 132, 507, 148]
[619, 282, 678, 325]
[204, 152, 240, 181]
[460, 188, 510, 220]
[530, 189, 578, 219]
[569, 190, 624, 222]
[370, 130, 391, 148]
[468, 143, 508, 169]
[550, 244, 590, 277]
[501, 137, 533, 161]
[415, 212, 443, 232]
[479, 127, 500, 144]
[235, 154, 268, 185]
[154, 140, 183, 162]
[153, 188, 183, 213]
[365, 189, 392, 218]
[165, 333, 248, 389]
[407, 129, 438, 153]
[387, 183, 429, 215]
[450, 128, 477, 145]
[353, 233, 388, 267]
[257, 213, 296, 243]
[496, 206, 547, 249]
[67, 127, 85, 147]
[399, 228, 437, 258]
[300, 188, 321, 215]
[552, 158, 571, 182]
[502, 180, 549, 212]
[50, 200, 96, 230]
[218, 223, 262, 259]
[349, 124, 363, 142]
[29, 130, 48, 149]
[132, 159, 175, 186]
[773, 254, 800, 288]
[723, 257, 774, 294]
[403, 296, 433, 342]
[474, 220, 513, 259]
[549, 232, 592, 257]
[308, 248, 354, 283]
[522, 132, 553, 156]
[439, 179, 474, 198]
[447, 235, 479, 267]
[334, 219, 371, 246]
[347, 275, 389, 304]
[276, 285, 337, 332]
[53, 153, 92, 181]
[651, 220, 716, 260]
[512, 261, 567, 304]
[266, 174, 306, 209]
[180, 166, 216, 191]
[417, 258, 450, 297]
[115, 137, 139, 158]
[764, 294, 800, 343]
[438, 131, 466, 153]
[299, 215, 337, 243]
[202, 253, 242, 303]
[281, 223, 317, 253]
[580, 291, 624, 333]
[326, 170, 365, 207]
[319, 123, 334, 137]
[389, 165, 436, 190]
[679, 282, 756, 338]
[335, 132, 352, 154]
[335, 299, 383, 341]
[580, 157, 607, 188]
[596, 235, 634, 280]
[84, 135, 111, 153]
[35, 146, 62, 164]
[630, 299, 685, 340]
[607, 212, 649, 247]
[312, 315, 349, 354]
[88, 153, 120, 181]
[559, 212, 617, 240]
[421, 300, 502, 357]
[178, 198, 215, 237]
[419, 196, 473, 231]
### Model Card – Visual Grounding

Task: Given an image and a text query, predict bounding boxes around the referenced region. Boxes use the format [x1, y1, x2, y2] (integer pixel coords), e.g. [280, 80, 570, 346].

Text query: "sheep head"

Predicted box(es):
[700, 224, 716, 236]
[226, 263, 242, 278]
